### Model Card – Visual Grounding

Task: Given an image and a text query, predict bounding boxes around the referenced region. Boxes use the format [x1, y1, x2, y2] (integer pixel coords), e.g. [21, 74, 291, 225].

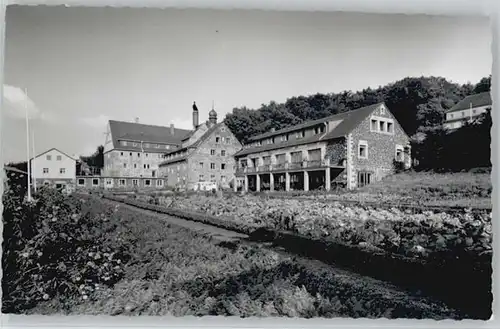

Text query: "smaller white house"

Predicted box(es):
[444, 91, 491, 130]
[30, 148, 77, 193]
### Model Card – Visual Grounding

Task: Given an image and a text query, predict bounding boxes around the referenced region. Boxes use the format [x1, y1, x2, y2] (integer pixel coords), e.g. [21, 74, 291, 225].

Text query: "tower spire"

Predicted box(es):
[212, 100, 214, 110]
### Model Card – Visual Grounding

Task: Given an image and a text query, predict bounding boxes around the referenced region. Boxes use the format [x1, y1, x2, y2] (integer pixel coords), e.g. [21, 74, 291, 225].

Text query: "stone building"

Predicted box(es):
[444, 91, 491, 130]
[101, 118, 191, 189]
[234, 102, 411, 192]
[158, 104, 242, 189]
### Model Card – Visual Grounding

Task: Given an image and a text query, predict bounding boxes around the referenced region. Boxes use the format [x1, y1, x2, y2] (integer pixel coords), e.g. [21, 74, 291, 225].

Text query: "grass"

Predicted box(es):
[353, 170, 492, 208]
[28, 197, 464, 319]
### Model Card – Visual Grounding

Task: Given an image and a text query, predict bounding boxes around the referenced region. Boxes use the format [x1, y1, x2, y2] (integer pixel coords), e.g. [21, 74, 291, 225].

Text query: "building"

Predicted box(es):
[158, 103, 242, 189]
[30, 148, 77, 192]
[234, 102, 412, 192]
[101, 118, 192, 189]
[444, 91, 491, 130]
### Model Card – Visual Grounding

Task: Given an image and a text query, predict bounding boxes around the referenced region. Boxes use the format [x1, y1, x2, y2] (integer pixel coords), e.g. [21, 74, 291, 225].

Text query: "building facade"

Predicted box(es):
[234, 103, 411, 192]
[30, 148, 77, 192]
[102, 119, 192, 185]
[444, 91, 491, 130]
[75, 176, 167, 191]
[158, 106, 242, 189]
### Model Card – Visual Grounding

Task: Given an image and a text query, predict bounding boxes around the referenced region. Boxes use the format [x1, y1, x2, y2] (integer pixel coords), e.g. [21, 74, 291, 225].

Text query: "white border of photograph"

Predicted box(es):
[0, 0, 498, 328]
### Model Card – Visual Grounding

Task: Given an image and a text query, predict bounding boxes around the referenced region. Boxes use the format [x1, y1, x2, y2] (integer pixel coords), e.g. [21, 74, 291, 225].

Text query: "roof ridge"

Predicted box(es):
[109, 119, 193, 131]
[248, 102, 384, 141]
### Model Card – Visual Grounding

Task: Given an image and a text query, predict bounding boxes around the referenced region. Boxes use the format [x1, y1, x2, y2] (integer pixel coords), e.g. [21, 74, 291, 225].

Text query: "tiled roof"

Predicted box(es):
[447, 91, 492, 113]
[234, 103, 383, 157]
[109, 120, 192, 152]
[158, 123, 222, 166]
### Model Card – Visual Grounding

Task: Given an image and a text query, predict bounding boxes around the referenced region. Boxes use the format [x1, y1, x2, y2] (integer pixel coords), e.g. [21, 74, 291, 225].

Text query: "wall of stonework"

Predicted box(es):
[325, 138, 347, 166]
[159, 160, 190, 187]
[349, 105, 410, 187]
[103, 149, 166, 178]
[187, 123, 242, 187]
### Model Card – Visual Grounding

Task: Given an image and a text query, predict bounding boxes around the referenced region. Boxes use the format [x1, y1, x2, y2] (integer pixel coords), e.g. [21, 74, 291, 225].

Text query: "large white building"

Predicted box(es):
[444, 91, 491, 130]
[30, 148, 77, 192]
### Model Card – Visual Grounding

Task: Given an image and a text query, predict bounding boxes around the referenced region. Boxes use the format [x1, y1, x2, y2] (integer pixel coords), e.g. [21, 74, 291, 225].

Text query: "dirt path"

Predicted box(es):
[102, 198, 249, 243]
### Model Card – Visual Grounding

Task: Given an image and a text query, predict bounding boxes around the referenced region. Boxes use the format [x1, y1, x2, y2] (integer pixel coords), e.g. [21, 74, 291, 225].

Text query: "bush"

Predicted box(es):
[2, 187, 131, 313]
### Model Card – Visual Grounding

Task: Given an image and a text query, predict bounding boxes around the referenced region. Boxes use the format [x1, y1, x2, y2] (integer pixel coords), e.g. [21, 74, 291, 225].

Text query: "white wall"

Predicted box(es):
[31, 149, 76, 181]
[446, 105, 490, 122]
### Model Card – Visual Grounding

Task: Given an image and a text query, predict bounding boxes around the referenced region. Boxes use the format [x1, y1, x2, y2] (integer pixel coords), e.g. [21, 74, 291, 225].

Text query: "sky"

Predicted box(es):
[2, 6, 492, 164]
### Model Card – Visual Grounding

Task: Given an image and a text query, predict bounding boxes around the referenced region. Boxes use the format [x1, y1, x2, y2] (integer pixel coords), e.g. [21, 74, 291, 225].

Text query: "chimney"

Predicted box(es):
[270, 128, 275, 132]
[134, 117, 139, 123]
[192, 101, 199, 129]
[170, 124, 175, 135]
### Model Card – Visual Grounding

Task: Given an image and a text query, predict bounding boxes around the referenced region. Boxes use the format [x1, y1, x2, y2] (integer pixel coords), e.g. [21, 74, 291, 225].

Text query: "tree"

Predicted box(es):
[80, 145, 104, 171]
[473, 75, 491, 94]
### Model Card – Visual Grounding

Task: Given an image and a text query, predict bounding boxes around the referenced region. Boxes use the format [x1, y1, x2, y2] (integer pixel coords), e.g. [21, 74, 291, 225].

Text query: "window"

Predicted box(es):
[357, 171, 373, 188]
[379, 121, 386, 132]
[120, 141, 128, 146]
[199, 162, 204, 168]
[46, 155, 52, 161]
[134, 164, 137, 169]
[43, 168, 49, 174]
[358, 141, 368, 159]
[387, 122, 394, 133]
[221, 163, 226, 170]
[296, 130, 305, 139]
[199, 175, 205, 181]
[221, 150, 226, 156]
[124, 163, 127, 168]
[240, 159, 248, 168]
[137, 153, 141, 157]
[211, 174, 216, 182]
[225, 137, 231, 144]
[210, 163, 216, 170]
[78, 178, 85, 186]
[473, 109, 477, 114]
[132, 179, 138, 186]
[157, 179, 163, 187]
[215, 136, 220, 143]
[145, 179, 151, 186]
[119, 179, 126, 186]
[106, 179, 112, 186]
[314, 126, 325, 134]
[281, 135, 288, 142]
[147, 164, 150, 169]
[130, 152, 132, 156]
[210, 149, 216, 155]
[395, 145, 404, 162]
[59, 168, 65, 174]
[221, 175, 226, 182]
[56, 155, 62, 161]
[92, 178, 99, 186]
[221, 127, 226, 132]
[120, 152, 124, 156]
[144, 164, 147, 169]
[371, 119, 378, 131]
[449, 114, 454, 119]
[145, 153, 149, 157]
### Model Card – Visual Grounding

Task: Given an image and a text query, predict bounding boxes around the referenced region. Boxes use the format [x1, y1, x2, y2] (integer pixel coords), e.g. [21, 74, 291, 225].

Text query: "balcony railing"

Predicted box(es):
[235, 158, 339, 174]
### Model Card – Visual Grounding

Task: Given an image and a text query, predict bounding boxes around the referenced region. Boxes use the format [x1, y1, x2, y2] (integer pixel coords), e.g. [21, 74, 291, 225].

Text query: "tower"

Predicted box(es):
[192, 101, 199, 129]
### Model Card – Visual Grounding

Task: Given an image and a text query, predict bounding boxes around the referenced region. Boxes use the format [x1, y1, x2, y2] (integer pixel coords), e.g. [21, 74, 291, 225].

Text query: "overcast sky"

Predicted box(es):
[2, 6, 492, 163]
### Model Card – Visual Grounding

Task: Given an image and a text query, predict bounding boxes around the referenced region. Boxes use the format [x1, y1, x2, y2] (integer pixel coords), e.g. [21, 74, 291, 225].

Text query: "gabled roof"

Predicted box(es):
[447, 91, 492, 113]
[31, 148, 77, 161]
[159, 123, 223, 166]
[108, 120, 192, 152]
[234, 103, 383, 157]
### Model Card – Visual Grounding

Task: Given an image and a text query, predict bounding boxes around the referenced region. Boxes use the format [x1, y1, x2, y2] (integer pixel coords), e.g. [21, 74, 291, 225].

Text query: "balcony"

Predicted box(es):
[235, 158, 340, 175]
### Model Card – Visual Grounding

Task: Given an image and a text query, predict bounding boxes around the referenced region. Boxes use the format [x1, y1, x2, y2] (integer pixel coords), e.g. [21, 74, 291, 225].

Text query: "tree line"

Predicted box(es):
[223, 75, 492, 172]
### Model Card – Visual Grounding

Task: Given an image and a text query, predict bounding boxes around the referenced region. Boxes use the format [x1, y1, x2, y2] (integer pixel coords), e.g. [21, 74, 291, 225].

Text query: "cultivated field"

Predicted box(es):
[2, 188, 462, 318]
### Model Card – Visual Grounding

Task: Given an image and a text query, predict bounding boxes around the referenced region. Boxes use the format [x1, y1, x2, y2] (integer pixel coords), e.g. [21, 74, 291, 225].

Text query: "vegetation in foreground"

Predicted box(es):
[3, 188, 465, 318]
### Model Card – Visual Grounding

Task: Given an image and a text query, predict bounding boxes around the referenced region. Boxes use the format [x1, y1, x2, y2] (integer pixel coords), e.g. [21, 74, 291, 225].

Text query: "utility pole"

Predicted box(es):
[32, 129, 37, 193]
[25, 88, 31, 202]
